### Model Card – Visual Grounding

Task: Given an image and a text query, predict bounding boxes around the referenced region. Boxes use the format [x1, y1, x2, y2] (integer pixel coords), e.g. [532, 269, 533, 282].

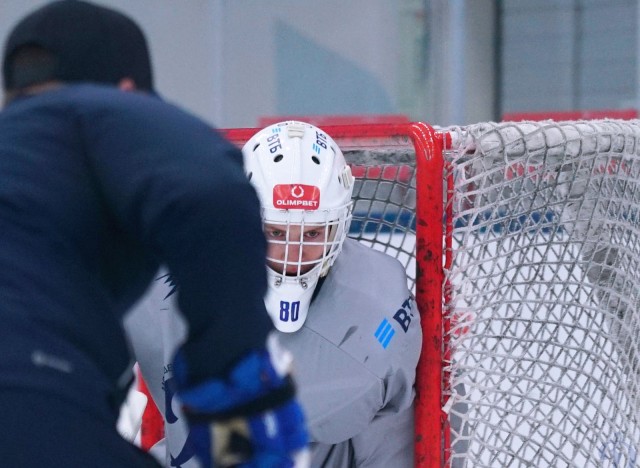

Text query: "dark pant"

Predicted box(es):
[0, 389, 161, 467]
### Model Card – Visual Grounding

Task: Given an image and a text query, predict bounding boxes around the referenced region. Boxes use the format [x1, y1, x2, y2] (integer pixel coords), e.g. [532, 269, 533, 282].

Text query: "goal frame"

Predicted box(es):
[135, 119, 640, 466]
[222, 122, 446, 467]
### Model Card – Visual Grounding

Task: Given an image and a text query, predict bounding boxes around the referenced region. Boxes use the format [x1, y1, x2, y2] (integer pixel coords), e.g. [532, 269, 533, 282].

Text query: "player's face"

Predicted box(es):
[264, 223, 328, 275]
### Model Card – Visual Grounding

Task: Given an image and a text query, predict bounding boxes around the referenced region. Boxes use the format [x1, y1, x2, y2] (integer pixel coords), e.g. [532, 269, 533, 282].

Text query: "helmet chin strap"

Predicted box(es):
[264, 265, 321, 333]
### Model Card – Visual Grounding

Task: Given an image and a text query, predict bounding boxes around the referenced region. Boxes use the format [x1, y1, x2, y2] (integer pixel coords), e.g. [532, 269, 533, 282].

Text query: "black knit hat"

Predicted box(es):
[2, 0, 153, 91]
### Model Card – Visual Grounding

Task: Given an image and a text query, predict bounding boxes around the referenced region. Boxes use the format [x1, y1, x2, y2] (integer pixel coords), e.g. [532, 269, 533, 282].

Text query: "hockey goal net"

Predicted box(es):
[223, 119, 640, 467]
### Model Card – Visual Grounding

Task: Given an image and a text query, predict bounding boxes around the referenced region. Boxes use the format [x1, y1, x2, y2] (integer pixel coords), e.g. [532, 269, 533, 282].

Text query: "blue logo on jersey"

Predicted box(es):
[374, 298, 414, 349]
[163, 374, 198, 466]
[393, 297, 413, 332]
[158, 272, 178, 299]
[374, 318, 395, 349]
[170, 429, 198, 467]
[163, 375, 179, 424]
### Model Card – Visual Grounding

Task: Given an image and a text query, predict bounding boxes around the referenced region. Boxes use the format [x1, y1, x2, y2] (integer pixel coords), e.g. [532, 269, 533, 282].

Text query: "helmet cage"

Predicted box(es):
[263, 200, 353, 282]
[242, 120, 355, 332]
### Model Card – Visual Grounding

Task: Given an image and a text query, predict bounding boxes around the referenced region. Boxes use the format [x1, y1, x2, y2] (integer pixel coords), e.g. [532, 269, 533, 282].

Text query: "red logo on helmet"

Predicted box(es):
[273, 184, 320, 210]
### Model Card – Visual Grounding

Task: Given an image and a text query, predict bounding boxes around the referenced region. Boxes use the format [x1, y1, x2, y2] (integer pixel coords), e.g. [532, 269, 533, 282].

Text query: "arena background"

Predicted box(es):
[0, 1, 636, 129]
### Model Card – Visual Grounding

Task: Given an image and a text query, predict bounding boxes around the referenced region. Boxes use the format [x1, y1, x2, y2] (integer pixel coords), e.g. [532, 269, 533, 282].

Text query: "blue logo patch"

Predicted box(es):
[374, 318, 396, 349]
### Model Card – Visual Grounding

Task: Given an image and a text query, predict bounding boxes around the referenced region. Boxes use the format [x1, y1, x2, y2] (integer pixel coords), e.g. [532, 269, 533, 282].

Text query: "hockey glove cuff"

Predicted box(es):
[173, 335, 309, 468]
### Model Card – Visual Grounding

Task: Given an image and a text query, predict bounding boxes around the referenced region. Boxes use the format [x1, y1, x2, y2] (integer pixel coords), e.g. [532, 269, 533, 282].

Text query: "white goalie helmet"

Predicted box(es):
[242, 121, 355, 332]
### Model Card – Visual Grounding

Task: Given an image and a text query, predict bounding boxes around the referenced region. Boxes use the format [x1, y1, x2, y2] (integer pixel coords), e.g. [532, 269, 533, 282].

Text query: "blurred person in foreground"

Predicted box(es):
[129, 121, 422, 467]
[0, 1, 308, 467]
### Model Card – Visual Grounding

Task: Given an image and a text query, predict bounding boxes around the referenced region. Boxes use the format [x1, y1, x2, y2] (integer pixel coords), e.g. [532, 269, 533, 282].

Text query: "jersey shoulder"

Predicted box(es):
[304, 238, 421, 376]
[330, 238, 413, 312]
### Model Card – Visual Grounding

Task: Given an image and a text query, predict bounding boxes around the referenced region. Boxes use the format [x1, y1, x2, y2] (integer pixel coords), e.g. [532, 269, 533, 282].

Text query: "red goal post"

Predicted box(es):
[222, 122, 447, 467]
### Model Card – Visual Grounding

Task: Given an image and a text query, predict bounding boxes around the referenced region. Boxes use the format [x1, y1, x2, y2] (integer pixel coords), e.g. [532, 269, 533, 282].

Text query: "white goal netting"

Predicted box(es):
[444, 120, 640, 467]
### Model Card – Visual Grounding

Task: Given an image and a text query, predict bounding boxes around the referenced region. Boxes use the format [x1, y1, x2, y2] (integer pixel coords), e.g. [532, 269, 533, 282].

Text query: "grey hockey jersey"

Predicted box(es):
[126, 238, 422, 467]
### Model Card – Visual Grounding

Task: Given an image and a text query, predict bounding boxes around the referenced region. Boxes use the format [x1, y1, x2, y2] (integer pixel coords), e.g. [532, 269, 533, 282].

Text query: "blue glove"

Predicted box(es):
[173, 338, 309, 468]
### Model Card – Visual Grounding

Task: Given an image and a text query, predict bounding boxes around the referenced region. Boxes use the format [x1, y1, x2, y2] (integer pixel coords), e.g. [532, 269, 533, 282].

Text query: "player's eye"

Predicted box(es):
[267, 229, 285, 238]
[304, 230, 322, 239]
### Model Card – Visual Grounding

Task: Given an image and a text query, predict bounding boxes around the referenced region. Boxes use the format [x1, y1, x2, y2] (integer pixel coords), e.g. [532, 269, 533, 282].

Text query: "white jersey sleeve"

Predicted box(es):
[123, 268, 197, 467]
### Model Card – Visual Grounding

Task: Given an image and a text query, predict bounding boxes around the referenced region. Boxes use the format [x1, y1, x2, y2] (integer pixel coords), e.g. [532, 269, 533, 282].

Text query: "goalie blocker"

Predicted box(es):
[172, 335, 309, 467]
